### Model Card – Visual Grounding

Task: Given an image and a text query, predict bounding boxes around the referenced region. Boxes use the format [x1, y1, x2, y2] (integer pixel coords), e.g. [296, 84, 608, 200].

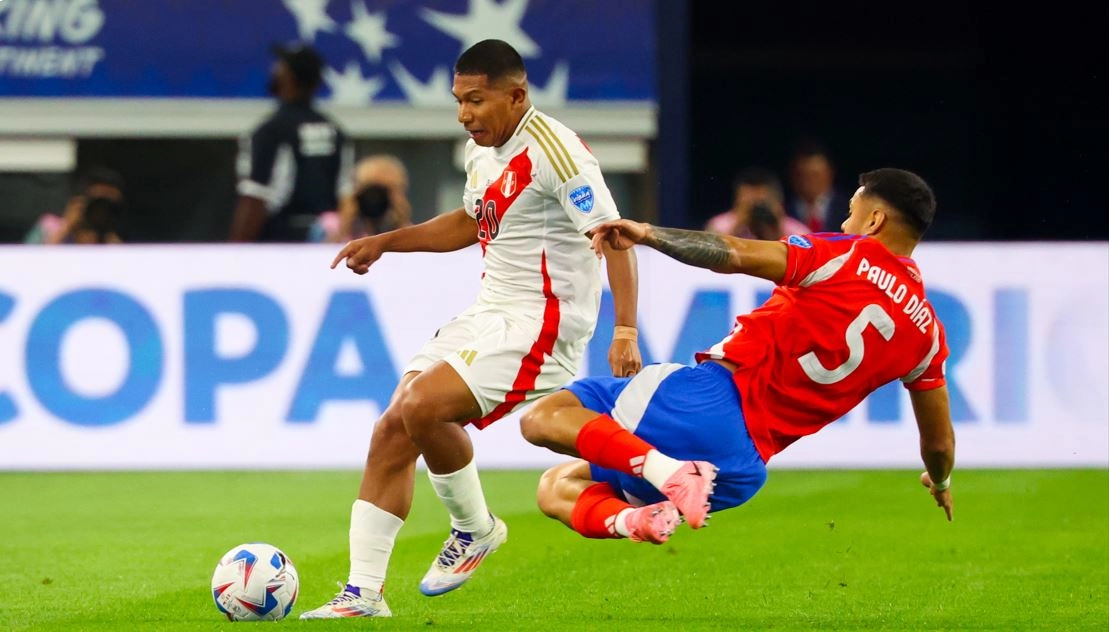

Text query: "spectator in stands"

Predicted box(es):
[704, 166, 809, 240]
[310, 154, 414, 242]
[786, 140, 850, 233]
[230, 43, 354, 242]
[24, 167, 126, 245]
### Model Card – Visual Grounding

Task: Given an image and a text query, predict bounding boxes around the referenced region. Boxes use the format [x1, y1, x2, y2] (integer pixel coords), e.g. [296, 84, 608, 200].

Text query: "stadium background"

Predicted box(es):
[0, 1, 1106, 630]
[0, 0, 1104, 468]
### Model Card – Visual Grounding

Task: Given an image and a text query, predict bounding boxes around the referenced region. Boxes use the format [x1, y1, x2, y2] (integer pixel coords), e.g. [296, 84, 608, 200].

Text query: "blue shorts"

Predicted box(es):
[566, 361, 767, 512]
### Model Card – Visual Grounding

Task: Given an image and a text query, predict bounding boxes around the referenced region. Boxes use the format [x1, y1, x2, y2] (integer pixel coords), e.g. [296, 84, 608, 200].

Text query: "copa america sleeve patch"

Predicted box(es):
[787, 234, 813, 248]
[569, 185, 595, 213]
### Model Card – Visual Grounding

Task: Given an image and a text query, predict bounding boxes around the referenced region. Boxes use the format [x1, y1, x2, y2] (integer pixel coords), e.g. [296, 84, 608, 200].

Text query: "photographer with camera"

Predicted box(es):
[67, 196, 126, 244]
[705, 166, 809, 240]
[25, 167, 126, 245]
[310, 154, 413, 242]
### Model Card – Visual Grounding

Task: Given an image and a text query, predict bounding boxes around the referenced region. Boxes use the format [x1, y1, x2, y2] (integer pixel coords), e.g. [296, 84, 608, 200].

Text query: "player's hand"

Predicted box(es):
[331, 236, 385, 275]
[608, 338, 642, 377]
[920, 471, 953, 521]
[590, 219, 652, 257]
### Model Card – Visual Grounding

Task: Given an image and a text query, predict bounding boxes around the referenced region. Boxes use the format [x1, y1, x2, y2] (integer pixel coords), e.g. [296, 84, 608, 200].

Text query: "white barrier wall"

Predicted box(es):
[0, 243, 1106, 470]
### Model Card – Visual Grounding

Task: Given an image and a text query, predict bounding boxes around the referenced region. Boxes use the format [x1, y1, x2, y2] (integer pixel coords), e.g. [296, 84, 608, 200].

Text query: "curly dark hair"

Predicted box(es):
[858, 168, 936, 237]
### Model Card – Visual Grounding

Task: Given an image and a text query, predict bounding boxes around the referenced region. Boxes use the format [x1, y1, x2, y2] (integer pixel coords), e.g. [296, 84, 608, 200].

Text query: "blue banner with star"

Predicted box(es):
[0, 0, 656, 104]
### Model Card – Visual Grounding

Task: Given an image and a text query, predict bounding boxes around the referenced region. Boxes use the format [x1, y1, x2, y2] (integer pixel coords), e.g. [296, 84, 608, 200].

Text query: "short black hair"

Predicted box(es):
[858, 168, 936, 238]
[273, 43, 323, 91]
[733, 166, 784, 202]
[454, 39, 526, 81]
[74, 166, 125, 197]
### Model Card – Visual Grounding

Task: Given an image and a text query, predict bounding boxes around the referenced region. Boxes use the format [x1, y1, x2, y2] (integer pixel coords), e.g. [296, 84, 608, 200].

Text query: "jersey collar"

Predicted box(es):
[512, 106, 537, 137]
[493, 107, 535, 157]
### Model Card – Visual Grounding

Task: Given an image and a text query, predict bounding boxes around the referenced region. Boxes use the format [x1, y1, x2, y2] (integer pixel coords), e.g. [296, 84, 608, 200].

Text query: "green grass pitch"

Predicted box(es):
[1, 469, 1106, 631]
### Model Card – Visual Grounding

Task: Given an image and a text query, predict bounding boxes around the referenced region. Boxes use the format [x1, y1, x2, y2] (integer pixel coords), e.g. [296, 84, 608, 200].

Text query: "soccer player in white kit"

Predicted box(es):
[300, 39, 642, 618]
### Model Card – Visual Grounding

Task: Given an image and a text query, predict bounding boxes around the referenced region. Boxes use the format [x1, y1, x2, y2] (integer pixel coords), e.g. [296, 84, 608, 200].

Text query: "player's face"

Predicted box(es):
[453, 73, 525, 148]
[841, 186, 872, 235]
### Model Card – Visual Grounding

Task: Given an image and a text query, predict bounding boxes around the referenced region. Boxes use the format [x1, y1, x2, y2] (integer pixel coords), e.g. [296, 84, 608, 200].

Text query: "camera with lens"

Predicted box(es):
[749, 201, 781, 240]
[76, 196, 125, 243]
[356, 184, 391, 220]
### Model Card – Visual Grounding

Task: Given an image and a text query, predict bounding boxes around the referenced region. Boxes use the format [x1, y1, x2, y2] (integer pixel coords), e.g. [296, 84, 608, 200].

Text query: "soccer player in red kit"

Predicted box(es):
[520, 168, 955, 544]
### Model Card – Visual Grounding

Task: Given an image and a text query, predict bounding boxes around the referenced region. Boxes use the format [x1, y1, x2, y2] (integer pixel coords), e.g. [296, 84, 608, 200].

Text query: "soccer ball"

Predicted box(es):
[210, 543, 299, 621]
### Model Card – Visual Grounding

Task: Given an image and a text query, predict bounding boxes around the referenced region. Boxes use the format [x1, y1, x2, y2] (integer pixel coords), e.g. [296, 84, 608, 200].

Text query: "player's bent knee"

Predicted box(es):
[519, 392, 565, 446]
[519, 406, 547, 446]
[397, 387, 440, 435]
[370, 409, 411, 449]
[535, 466, 562, 518]
[396, 376, 479, 437]
[364, 408, 421, 471]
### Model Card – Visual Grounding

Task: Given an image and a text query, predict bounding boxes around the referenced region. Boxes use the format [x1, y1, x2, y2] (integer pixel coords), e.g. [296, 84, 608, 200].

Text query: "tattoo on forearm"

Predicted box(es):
[645, 227, 732, 269]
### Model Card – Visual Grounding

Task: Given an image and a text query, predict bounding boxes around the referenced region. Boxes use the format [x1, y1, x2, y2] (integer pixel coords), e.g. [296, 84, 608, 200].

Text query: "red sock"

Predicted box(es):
[575, 414, 655, 476]
[570, 482, 631, 539]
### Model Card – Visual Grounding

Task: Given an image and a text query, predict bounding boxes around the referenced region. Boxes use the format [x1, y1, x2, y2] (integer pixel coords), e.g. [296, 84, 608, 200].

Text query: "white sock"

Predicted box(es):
[613, 508, 633, 538]
[348, 500, 403, 594]
[427, 459, 495, 535]
[641, 449, 684, 489]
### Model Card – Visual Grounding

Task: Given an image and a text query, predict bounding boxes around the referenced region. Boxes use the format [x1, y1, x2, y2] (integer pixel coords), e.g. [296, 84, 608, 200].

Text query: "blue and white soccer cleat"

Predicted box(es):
[298, 583, 391, 619]
[418, 515, 508, 596]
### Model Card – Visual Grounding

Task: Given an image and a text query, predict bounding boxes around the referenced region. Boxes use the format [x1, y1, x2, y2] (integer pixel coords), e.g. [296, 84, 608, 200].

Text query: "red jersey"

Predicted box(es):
[696, 233, 949, 462]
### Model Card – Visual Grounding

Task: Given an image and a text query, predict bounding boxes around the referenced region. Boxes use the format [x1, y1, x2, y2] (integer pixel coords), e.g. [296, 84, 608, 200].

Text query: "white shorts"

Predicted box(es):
[403, 303, 582, 428]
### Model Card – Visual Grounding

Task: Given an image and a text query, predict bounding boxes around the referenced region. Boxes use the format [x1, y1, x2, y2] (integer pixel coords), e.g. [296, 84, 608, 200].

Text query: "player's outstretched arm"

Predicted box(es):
[910, 386, 956, 521]
[331, 207, 479, 274]
[591, 219, 787, 282]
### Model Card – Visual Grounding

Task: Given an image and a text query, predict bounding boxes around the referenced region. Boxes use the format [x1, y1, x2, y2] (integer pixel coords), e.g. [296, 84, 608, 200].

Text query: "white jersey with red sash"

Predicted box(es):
[405, 107, 622, 426]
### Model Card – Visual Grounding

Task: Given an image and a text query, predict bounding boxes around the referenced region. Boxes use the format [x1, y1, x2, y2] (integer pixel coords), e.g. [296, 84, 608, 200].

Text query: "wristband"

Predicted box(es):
[613, 326, 638, 342]
[932, 476, 951, 491]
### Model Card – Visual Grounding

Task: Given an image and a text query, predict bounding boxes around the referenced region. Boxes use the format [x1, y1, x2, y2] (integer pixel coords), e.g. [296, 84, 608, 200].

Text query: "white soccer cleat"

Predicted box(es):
[298, 583, 391, 619]
[419, 516, 508, 596]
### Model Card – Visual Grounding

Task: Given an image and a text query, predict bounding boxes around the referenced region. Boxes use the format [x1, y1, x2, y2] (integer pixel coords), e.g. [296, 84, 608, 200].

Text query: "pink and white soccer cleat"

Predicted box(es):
[624, 501, 681, 544]
[659, 460, 718, 529]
